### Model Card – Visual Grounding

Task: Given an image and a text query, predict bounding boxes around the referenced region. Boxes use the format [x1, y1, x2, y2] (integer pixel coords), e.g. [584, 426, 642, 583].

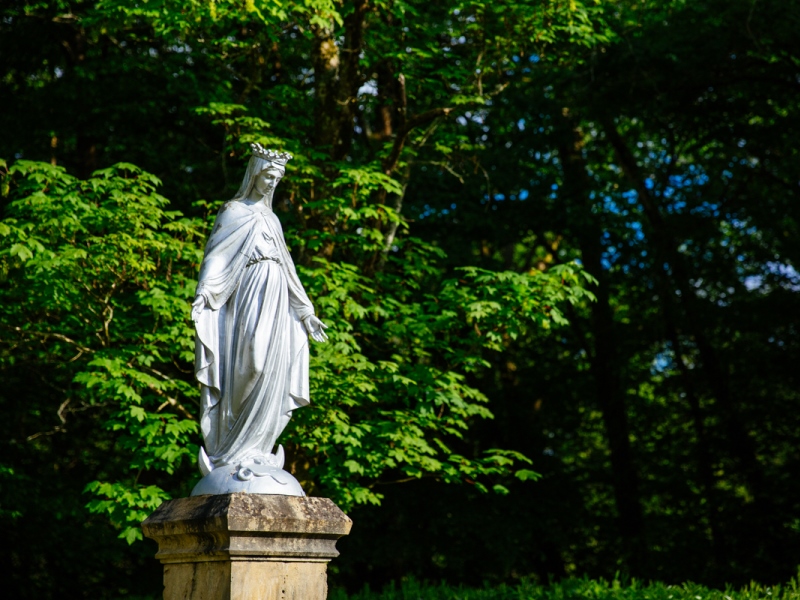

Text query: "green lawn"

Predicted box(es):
[331, 577, 800, 600]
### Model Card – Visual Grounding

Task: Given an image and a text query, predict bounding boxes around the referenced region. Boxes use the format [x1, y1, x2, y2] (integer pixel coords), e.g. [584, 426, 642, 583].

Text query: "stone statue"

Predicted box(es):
[190, 143, 328, 496]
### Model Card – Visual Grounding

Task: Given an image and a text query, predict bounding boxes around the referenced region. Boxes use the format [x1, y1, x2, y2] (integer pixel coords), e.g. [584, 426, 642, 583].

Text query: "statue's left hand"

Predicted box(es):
[303, 315, 329, 342]
[191, 295, 205, 322]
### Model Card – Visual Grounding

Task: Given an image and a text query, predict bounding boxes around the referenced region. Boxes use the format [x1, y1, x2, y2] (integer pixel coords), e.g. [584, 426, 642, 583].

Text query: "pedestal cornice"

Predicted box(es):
[142, 494, 352, 564]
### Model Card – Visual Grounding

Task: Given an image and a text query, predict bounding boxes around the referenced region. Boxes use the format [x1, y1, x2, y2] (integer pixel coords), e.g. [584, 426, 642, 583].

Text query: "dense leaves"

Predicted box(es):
[1, 0, 799, 598]
[0, 156, 590, 540]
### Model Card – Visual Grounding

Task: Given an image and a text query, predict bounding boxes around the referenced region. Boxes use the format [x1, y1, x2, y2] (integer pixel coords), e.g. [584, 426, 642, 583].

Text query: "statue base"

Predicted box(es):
[191, 464, 305, 496]
[142, 494, 352, 600]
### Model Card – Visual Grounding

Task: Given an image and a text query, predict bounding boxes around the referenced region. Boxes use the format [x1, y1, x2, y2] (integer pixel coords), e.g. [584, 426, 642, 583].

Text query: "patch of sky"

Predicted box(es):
[626, 221, 646, 242]
[651, 348, 674, 374]
[694, 171, 710, 186]
[667, 175, 685, 188]
[419, 205, 435, 219]
[358, 80, 378, 96]
[517, 118, 526, 131]
[744, 261, 800, 292]
[419, 202, 460, 220]
[767, 336, 786, 347]
[729, 218, 758, 235]
[600, 233, 623, 269]
[519, 189, 529, 200]
[512, 55, 520, 63]
[665, 198, 687, 214]
[602, 195, 627, 215]
[463, 110, 487, 125]
[530, 54, 540, 63]
[690, 201, 720, 218]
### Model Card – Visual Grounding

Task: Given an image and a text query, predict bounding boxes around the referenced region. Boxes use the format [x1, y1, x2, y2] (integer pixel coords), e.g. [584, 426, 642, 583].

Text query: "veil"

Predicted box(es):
[231, 155, 271, 202]
[230, 146, 290, 203]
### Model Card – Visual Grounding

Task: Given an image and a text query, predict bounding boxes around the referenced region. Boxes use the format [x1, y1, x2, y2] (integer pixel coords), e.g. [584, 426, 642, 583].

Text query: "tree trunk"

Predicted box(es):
[601, 120, 767, 503]
[658, 276, 726, 574]
[312, 0, 367, 159]
[558, 112, 649, 576]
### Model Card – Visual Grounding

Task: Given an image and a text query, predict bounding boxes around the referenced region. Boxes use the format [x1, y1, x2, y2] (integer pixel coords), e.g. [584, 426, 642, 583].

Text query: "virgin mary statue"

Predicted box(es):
[190, 143, 328, 496]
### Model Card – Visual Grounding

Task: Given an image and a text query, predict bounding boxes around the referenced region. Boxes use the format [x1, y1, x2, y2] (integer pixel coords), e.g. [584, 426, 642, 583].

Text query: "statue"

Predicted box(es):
[190, 143, 328, 496]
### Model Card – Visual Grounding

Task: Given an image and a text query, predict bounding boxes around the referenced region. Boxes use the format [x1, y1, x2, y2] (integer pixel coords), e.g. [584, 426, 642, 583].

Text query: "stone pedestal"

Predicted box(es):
[142, 494, 352, 600]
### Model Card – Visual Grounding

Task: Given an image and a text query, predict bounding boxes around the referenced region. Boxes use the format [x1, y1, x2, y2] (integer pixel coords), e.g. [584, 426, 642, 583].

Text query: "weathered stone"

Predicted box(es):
[142, 494, 352, 600]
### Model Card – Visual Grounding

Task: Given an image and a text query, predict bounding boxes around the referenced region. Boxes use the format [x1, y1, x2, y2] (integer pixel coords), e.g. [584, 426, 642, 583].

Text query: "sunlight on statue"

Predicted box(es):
[190, 143, 328, 496]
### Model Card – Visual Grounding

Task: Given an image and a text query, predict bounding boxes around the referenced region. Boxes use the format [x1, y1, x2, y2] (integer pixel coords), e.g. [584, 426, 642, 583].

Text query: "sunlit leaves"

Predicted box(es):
[0, 161, 204, 543]
[0, 157, 595, 539]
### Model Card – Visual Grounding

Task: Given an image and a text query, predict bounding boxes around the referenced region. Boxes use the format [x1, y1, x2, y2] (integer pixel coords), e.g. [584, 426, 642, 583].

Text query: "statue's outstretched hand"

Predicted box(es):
[303, 315, 329, 342]
[191, 295, 205, 322]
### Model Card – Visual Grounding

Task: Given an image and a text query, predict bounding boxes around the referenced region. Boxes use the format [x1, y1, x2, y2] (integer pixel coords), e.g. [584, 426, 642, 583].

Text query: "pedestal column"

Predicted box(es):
[142, 493, 352, 600]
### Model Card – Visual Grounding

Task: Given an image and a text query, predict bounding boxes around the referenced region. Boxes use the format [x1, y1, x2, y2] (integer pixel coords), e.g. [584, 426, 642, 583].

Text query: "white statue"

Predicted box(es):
[190, 144, 328, 496]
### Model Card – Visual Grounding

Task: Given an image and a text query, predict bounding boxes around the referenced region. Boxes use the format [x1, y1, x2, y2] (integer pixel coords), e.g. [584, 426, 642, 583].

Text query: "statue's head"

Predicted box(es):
[233, 143, 293, 201]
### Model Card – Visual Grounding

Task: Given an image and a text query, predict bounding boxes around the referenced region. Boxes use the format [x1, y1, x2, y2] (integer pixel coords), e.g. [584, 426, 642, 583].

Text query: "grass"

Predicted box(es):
[330, 576, 800, 600]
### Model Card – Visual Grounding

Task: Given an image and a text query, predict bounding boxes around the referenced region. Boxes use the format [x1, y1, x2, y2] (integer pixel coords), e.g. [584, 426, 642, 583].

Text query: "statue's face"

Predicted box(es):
[253, 167, 283, 196]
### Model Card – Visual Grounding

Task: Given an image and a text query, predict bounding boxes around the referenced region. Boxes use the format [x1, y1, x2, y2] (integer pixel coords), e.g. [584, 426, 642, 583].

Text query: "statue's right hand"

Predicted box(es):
[191, 295, 205, 321]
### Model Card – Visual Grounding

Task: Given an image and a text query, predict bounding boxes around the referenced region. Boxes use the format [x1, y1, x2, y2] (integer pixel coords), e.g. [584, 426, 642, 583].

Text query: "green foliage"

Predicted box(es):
[290, 255, 593, 506]
[0, 161, 205, 543]
[3, 0, 800, 596]
[0, 156, 593, 538]
[331, 576, 800, 600]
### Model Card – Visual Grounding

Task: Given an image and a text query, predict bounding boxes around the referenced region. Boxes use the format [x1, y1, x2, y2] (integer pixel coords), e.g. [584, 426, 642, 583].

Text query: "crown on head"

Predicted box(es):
[250, 142, 292, 166]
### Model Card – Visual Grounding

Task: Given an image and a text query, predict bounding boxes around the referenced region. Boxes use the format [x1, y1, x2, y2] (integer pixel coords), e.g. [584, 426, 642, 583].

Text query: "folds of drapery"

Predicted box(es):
[193, 200, 314, 469]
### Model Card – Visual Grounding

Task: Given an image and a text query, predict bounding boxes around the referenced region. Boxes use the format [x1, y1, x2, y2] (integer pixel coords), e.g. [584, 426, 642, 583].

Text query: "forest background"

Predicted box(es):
[1, 0, 799, 598]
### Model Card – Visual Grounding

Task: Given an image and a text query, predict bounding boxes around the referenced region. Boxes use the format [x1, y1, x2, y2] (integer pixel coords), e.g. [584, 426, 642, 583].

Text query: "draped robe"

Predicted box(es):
[193, 200, 315, 471]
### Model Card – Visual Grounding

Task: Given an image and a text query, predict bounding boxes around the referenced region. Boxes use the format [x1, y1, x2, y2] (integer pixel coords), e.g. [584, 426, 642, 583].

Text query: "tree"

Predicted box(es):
[2, 0, 799, 596]
[0, 1, 605, 597]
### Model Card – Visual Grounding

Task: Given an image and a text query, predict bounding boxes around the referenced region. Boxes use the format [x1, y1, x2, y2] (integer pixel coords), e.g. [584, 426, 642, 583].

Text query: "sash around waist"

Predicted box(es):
[246, 255, 282, 267]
